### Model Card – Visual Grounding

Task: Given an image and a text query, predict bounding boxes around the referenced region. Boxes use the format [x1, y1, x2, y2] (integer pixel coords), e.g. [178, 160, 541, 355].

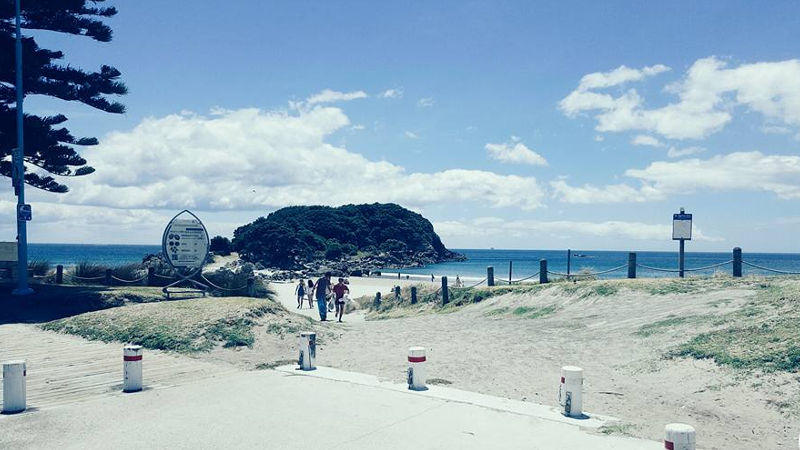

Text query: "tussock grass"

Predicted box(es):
[41, 296, 287, 353]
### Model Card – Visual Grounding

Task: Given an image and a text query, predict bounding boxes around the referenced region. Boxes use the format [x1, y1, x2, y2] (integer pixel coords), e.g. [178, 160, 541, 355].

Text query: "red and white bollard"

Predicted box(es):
[2, 360, 26, 413]
[298, 332, 316, 371]
[558, 365, 583, 417]
[407, 347, 427, 391]
[123, 345, 143, 392]
[664, 423, 695, 450]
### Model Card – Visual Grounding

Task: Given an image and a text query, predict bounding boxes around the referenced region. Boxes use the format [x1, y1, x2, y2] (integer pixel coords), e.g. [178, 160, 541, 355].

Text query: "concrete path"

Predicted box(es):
[0, 324, 237, 410]
[1, 364, 661, 449]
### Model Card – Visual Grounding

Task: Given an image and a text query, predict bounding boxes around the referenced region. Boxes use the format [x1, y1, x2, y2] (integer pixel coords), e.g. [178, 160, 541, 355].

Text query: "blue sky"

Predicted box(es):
[4, 1, 800, 252]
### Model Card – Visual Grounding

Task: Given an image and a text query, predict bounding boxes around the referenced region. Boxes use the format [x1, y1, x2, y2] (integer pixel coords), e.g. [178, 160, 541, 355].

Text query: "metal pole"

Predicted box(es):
[679, 239, 685, 278]
[12, 0, 32, 296]
[508, 260, 512, 284]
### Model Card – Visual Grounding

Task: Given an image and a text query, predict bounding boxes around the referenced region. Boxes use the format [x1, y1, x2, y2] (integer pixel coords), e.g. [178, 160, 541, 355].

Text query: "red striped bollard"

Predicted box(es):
[123, 345, 143, 392]
[407, 347, 427, 391]
[664, 423, 695, 450]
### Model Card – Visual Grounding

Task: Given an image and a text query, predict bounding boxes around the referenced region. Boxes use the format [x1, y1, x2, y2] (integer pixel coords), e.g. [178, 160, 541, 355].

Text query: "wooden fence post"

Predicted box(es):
[105, 269, 113, 286]
[410, 286, 417, 304]
[441, 276, 449, 305]
[733, 247, 742, 277]
[628, 252, 637, 279]
[56, 265, 63, 284]
[147, 267, 155, 286]
[247, 277, 255, 297]
[374, 292, 381, 309]
[394, 285, 401, 299]
[487, 266, 494, 287]
[539, 259, 548, 284]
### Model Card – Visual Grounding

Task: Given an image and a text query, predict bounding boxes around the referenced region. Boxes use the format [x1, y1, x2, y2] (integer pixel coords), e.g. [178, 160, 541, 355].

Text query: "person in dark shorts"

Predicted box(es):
[313, 272, 332, 321]
[295, 279, 306, 309]
[332, 277, 350, 323]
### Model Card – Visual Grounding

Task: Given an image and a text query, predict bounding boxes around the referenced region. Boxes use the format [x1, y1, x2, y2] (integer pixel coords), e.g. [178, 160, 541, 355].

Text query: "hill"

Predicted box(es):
[232, 203, 464, 271]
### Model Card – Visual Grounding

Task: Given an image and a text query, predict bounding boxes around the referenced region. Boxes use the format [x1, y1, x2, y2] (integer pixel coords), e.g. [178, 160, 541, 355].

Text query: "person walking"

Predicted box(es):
[313, 272, 332, 321]
[295, 279, 306, 309]
[306, 279, 314, 308]
[332, 277, 350, 323]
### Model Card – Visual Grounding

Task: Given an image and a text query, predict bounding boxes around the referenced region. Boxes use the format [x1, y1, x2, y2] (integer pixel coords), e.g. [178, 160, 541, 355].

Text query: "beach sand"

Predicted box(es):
[216, 276, 800, 450]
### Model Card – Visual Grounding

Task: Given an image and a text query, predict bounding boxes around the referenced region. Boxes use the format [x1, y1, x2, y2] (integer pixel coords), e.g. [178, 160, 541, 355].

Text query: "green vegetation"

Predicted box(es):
[669, 280, 800, 372]
[41, 297, 287, 353]
[28, 260, 51, 276]
[210, 235, 232, 256]
[1, 1, 126, 193]
[255, 359, 297, 370]
[598, 423, 639, 436]
[427, 378, 453, 385]
[511, 305, 558, 319]
[635, 316, 691, 337]
[232, 203, 463, 268]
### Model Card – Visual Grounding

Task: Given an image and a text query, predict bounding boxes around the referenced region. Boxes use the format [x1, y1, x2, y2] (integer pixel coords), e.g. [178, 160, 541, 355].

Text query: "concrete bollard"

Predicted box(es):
[407, 347, 427, 391]
[664, 423, 696, 450]
[539, 259, 548, 284]
[2, 360, 26, 414]
[558, 365, 583, 417]
[56, 264, 64, 284]
[487, 266, 494, 286]
[123, 345, 143, 392]
[298, 332, 316, 371]
[628, 252, 637, 279]
[410, 286, 417, 304]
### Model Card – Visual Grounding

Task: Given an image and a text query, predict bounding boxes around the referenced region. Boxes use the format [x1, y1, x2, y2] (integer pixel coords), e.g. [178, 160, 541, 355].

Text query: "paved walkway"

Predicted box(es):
[2, 364, 661, 449]
[0, 324, 236, 410]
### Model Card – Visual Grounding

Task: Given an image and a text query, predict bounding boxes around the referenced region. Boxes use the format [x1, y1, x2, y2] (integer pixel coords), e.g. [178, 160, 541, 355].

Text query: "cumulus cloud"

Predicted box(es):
[379, 88, 402, 99]
[305, 89, 368, 106]
[666, 146, 704, 158]
[631, 135, 664, 147]
[553, 151, 800, 204]
[485, 137, 547, 166]
[417, 97, 434, 108]
[44, 106, 546, 213]
[560, 57, 800, 140]
[434, 217, 721, 242]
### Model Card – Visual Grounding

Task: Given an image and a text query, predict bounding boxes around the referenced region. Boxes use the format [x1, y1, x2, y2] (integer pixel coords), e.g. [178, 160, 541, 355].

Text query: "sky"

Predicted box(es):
[2, 0, 800, 252]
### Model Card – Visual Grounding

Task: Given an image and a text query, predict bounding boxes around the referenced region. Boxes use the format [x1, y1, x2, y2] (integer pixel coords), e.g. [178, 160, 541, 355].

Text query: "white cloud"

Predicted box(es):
[560, 57, 800, 140]
[576, 64, 670, 91]
[631, 135, 665, 147]
[594, 135, 604, 142]
[45, 107, 546, 214]
[550, 179, 665, 204]
[379, 88, 403, 99]
[404, 131, 419, 139]
[666, 146, 704, 158]
[553, 151, 800, 204]
[417, 97, 435, 108]
[434, 217, 721, 242]
[485, 137, 547, 166]
[762, 125, 792, 135]
[305, 89, 368, 106]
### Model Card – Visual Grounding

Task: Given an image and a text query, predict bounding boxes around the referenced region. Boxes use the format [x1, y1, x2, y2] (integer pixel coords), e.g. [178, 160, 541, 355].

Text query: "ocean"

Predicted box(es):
[25, 244, 800, 279]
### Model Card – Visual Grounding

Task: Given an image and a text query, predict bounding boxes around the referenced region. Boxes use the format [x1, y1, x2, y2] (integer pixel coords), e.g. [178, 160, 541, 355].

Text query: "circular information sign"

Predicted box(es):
[162, 210, 210, 271]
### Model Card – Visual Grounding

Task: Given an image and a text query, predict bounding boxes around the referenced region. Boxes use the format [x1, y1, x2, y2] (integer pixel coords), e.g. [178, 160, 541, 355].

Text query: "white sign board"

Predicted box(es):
[672, 213, 692, 240]
[163, 212, 209, 269]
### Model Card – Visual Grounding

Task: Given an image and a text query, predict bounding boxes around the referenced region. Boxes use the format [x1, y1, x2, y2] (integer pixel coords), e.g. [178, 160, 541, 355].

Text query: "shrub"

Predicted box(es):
[112, 263, 146, 283]
[28, 260, 51, 276]
[72, 261, 109, 283]
[210, 235, 232, 256]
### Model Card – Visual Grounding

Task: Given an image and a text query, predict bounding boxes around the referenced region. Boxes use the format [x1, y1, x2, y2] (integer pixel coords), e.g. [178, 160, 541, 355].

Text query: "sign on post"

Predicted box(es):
[672, 213, 692, 240]
[17, 204, 31, 221]
[162, 212, 209, 270]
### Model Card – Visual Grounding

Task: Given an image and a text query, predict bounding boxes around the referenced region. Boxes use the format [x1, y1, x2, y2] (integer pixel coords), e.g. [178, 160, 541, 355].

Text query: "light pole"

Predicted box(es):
[12, 0, 33, 296]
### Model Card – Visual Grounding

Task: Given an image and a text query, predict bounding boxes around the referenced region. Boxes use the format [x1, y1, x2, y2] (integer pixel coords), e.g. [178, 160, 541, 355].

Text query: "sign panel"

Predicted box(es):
[672, 213, 692, 240]
[162, 211, 209, 269]
[17, 204, 31, 221]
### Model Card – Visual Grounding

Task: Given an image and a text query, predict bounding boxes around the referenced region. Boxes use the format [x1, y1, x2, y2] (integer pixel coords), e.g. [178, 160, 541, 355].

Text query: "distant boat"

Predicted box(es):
[572, 253, 591, 258]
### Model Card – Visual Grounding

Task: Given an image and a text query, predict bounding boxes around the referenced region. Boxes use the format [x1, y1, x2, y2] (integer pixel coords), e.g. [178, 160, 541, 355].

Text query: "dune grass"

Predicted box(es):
[41, 296, 292, 353]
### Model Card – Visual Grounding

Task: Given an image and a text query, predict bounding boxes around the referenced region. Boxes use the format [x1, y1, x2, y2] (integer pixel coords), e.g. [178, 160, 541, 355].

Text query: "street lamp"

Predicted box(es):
[12, 0, 33, 296]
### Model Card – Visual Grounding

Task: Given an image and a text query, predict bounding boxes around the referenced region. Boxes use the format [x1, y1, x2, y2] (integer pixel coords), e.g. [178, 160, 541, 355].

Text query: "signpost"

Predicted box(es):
[672, 208, 692, 278]
[161, 210, 210, 298]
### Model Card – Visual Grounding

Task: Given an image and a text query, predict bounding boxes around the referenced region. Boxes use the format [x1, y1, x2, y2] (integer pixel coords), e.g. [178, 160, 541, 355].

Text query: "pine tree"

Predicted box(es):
[0, 0, 126, 193]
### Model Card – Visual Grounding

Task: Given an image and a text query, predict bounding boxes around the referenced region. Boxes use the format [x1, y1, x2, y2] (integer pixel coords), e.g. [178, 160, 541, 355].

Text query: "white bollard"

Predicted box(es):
[407, 347, 427, 391]
[298, 332, 316, 371]
[123, 345, 143, 392]
[664, 423, 696, 450]
[558, 365, 583, 417]
[2, 360, 26, 414]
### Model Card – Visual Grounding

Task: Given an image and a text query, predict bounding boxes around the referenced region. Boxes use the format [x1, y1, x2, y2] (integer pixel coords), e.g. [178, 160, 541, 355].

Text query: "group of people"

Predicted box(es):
[295, 272, 350, 322]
